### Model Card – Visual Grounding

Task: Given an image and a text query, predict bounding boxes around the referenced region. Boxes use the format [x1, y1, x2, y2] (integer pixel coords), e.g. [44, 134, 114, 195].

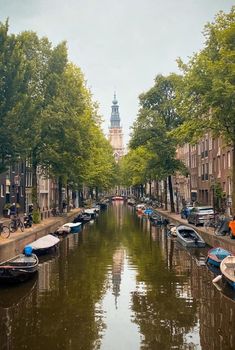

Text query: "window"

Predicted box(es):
[6, 185, 10, 194]
[217, 156, 221, 176]
[0, 184, 4, 197]
[223, 154, 226, 169]
[209, 137, 213, 150]
[228, 151, 231, 168]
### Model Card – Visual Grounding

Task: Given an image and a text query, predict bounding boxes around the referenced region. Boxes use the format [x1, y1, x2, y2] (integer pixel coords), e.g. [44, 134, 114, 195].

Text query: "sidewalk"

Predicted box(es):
[155, 208, 235, 254]
[0, 208, 81, 262]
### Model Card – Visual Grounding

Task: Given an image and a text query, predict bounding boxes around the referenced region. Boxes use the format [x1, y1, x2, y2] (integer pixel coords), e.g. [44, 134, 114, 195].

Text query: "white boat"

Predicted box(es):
[136, 203, 146, 211]
[84, 208, 97, 219]
[220, 255, 235, 290]
[61, 222, 82, 233]
[176, 225, 206, 248]
[25, 234, 60, 255]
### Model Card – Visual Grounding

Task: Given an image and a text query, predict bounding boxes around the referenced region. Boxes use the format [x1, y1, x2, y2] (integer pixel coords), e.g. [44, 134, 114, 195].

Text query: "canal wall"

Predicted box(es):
[0, 209, 81, 263]
[156, 209, 235, 255]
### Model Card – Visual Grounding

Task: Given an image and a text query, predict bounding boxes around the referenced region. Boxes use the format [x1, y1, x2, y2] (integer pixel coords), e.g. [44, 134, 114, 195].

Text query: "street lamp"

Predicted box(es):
[210, 175, 216, 232]
[175, 181, 179, 214]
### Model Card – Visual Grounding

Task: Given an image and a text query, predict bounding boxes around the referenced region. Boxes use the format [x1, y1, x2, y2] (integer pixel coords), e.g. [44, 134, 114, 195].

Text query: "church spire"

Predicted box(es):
[110, 92, 120, 128]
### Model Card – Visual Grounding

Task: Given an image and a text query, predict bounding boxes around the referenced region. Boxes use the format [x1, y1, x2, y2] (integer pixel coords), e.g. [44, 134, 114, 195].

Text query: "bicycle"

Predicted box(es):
[0, 221, 10, 239]
[9, 215, 25, 232]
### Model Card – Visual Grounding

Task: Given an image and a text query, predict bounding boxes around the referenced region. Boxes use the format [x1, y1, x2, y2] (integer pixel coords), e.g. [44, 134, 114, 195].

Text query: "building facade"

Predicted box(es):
[173, 134, 233, 214]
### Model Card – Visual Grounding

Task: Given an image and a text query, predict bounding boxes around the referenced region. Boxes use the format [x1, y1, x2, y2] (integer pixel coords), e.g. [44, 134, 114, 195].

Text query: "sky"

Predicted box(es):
[0, 0, 234, 146]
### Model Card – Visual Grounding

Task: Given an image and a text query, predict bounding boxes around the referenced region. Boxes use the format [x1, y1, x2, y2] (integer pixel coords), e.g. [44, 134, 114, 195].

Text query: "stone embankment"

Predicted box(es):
[156, 208, 235, 254]
[0, 209, 81, 262]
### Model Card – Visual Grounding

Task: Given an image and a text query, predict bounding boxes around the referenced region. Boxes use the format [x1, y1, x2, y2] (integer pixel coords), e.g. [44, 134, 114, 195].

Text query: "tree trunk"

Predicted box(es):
[95, 187, 98, 200]
[140, 184, 144, 198]
[164, 179, 168, 210]
[58, 176, 63, 212]
[232, 143, 235, 215]
[149, 180, 152, 198]
[168, 175, 175, 213]
[156, 181, 159, 202]
[32, 157, 39, 210]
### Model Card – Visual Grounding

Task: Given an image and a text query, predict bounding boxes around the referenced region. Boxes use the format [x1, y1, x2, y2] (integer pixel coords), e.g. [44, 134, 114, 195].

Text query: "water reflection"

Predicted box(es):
[0, 203, 234, 350]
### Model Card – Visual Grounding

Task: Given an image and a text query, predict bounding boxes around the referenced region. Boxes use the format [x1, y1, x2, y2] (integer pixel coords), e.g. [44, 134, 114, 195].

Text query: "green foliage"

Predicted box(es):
[0, 19, 117, 206]
[32, 209, 41, 224]
[175, 7, 235, 144]
[129, 74, 186, 181]
[174, 6, 235, 213]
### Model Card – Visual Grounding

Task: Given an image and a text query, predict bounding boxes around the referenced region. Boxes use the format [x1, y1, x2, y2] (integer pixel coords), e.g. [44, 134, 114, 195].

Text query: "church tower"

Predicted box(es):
[108, 93, 124, 162]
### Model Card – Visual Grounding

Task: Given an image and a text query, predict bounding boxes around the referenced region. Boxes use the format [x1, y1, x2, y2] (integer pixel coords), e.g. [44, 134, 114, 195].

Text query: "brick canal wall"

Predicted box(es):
[0, 209, 81, 263]
[155, 209, 235, 255]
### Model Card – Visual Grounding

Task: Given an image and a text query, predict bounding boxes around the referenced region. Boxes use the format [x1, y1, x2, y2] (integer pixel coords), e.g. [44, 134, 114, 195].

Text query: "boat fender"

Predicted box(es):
[24, 245, 33, 256]
[212, 275, 222, 283]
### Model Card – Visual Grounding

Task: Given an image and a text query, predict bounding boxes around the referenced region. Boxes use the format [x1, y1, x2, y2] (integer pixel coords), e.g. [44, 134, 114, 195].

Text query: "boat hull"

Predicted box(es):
[207, 247, 232, 267]
[176, 225, 206, 248]
[0, 254, 39, 283]
[220, 255, 235, 290]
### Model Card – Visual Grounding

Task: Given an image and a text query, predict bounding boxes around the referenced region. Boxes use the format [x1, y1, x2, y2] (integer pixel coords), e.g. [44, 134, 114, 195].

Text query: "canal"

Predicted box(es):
[0, 202, 234, 350]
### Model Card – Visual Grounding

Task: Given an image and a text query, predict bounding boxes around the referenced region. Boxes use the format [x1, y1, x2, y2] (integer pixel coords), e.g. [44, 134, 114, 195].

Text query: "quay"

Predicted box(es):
[1, 206, 235, 262]
[0, 209, 81, 262]
[156, 208, 235, 255]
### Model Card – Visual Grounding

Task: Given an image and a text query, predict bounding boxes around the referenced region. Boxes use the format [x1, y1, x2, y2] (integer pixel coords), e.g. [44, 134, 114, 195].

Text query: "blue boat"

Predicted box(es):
[207, 247, 232, 267]
[144, 208, 154, 216]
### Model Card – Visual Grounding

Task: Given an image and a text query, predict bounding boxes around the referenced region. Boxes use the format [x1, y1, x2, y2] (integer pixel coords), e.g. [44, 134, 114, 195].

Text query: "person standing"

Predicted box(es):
[228, 216, 235, 239]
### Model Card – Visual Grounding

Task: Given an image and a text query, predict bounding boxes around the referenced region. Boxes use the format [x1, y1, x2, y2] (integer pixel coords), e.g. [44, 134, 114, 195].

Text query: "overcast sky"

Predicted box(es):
[0, 0, 234, 146]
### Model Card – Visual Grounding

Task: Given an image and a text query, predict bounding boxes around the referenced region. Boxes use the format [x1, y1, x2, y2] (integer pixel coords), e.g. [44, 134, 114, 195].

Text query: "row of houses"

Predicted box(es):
[0, 162, 80, 219]
[173, 134, 233, 214]
[144, 134, 233, 215]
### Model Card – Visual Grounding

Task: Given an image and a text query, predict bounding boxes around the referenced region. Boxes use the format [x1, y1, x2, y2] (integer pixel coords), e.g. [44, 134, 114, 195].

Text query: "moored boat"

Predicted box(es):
[0, 252, 39, 283]
[84, 208, 97, 219]
[176, 225, 206, 248]
[112, 196, 124, 201]
[143, 208, 154, 216]
[25, 234, 60, 255]
[62, 222, 82, 233]
[220, 255, 235, 290]
[207, 247, 232, 267]
[149, 212, 163, 225]
[73, 213, 92, 224]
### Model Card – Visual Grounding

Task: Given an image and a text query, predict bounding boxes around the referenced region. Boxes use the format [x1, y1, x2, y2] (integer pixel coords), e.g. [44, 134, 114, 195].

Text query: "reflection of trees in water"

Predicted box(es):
[0, 277, 38, 350]
[127, 234, 197, 349]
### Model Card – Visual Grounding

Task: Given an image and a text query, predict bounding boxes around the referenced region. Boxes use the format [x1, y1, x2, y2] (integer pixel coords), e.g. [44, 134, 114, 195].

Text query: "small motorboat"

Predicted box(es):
[143, 208, 154, 216]
[136, 203, 146, 211]
[84, 208, 97, 219]
[73, 213, 92, 224]
[25, 234, 60, 255]
[176, 225, 206, 248]
[149, 213, 163, 226]
[62, 222, 82, 233]
[0, 250, 39, 283]
[56, 225, 71, 235]
[168, 225, 177, 237]
[127, 198, 136, 206]
[112, 196, 124, 201]
[207, 247, 232, 267]
[220, 255, 235, 290]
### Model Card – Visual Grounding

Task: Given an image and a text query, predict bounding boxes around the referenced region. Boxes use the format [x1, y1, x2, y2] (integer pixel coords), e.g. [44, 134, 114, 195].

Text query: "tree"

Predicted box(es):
[175, 7, 235, 213]
[129, 74, 186, 211]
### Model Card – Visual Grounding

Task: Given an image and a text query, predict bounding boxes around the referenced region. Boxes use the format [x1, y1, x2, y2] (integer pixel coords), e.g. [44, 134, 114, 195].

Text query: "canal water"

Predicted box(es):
[0, 202, 235, 350]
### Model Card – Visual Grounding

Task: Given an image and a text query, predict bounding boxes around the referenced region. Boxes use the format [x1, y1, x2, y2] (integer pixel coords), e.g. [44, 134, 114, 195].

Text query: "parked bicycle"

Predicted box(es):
[9, 215, 24, 232]
[0, 221, 10, 239]
[51, 208, 66, 217]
